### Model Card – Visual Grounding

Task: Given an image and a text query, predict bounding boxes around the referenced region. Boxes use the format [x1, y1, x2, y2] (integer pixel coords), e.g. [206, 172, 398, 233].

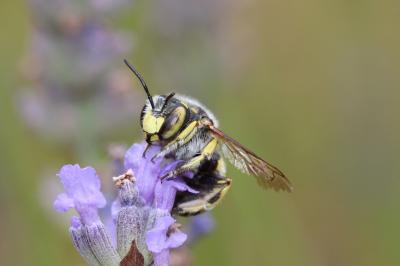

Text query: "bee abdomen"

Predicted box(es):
[172, 156, 231, 216]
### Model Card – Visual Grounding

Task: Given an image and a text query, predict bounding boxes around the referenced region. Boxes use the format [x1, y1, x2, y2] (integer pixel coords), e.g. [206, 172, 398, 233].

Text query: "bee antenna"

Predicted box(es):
[161, 92, 175, 112]
[124, 59, 155, 109]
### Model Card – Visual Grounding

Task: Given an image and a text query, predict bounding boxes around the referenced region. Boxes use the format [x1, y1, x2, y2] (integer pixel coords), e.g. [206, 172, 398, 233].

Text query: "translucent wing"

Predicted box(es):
[208, 125, 293, 192]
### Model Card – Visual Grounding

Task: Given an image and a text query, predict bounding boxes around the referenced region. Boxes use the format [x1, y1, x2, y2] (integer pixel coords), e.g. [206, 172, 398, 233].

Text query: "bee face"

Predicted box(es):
[141, 95, 188, 143]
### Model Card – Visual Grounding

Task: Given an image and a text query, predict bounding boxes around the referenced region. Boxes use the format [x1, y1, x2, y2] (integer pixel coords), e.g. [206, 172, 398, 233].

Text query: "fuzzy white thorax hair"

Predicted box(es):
[174, 94, 219, 127]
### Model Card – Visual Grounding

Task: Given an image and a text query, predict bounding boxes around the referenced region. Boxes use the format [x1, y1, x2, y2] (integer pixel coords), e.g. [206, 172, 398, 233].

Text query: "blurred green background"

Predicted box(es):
[1, 0, 400, 265]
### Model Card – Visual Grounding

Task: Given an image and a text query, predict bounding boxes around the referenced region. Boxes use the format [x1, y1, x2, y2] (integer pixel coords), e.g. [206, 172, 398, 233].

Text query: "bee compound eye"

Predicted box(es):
[161, 106, 187, 139]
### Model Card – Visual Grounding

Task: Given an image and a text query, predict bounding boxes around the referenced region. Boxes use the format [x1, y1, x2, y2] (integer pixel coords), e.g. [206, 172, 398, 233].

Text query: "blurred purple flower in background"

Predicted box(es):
[18, 0, 137, 145]
[186, 212, 215, 245]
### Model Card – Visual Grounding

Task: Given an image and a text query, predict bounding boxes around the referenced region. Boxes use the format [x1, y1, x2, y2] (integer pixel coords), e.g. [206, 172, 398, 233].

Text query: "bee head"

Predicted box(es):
[124, 60, 188, 143]
[141, 93, 188, 143]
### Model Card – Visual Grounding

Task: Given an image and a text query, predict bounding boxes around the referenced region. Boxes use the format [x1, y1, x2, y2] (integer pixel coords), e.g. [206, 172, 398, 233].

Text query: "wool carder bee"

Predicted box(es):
[124, 60, 293, 216]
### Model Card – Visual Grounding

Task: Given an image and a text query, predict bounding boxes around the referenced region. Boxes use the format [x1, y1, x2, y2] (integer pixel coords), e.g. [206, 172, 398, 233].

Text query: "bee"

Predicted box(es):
[124, 60, 293, 216]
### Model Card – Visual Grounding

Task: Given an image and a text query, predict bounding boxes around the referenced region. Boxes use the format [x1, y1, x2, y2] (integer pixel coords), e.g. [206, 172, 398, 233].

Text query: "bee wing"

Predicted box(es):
[208, 125, 293, 192]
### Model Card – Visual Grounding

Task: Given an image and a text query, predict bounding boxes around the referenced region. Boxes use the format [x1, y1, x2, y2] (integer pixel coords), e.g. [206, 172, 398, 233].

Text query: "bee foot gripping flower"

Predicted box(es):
[54, 142, 197, 266]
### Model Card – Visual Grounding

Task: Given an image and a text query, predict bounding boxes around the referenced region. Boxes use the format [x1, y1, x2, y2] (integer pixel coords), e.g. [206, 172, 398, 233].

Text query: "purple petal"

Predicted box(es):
[154, 179, 198, 211]
[124, 142, 163, 172]
[167, 179, 198, 194]
[54, 164, 106, 225]
[154, 181, 177, 211]
[165, 229, 187, 249]
[159, 160, 183, 177]
[70, 216, 82, 229]
[153, 250, 169, 266]
[124, 143, 147, 172]
[146, 215, 174, 253]
[57, 164, 106, 209]
[53, 193, 74, 212]
[182, 171, 195, 179]
[146, 215, 187, 253]
[110, 199, 121, 220]
[124, 143, 163, 204]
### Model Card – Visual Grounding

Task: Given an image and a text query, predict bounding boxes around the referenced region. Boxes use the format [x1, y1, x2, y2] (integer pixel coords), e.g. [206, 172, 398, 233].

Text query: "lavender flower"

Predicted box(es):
[18, 0, 136, 144]
[54, 164, 120, 265]
[123, 143, 195, 265]
[186, 213, 215, 245]
[146, 215, 186, 253]
[54, 142, 198, 266]
[54, 165, 107, 224]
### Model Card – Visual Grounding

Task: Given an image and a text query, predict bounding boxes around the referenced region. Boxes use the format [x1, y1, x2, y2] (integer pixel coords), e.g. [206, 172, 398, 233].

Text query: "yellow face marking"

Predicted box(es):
[142, 113, 165, 134]
[150, 134, 159, 142]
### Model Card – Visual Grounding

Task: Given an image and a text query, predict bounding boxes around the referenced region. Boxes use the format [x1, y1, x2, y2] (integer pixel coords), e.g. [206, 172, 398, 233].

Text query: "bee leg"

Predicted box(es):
[151, 121, 199, 162]
[142, 142, 152, 158]
[173, 177, 232, 216]
[161, 138, 218, 180]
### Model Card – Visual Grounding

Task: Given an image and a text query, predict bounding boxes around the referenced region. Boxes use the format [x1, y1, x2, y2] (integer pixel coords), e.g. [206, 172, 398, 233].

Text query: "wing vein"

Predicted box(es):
[207, 124, 293, 192]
